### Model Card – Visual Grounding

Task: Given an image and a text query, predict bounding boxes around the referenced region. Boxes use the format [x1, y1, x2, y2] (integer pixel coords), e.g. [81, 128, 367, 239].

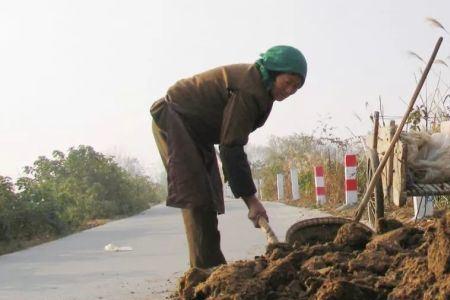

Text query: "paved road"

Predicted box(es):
[0, 199, 329, 300]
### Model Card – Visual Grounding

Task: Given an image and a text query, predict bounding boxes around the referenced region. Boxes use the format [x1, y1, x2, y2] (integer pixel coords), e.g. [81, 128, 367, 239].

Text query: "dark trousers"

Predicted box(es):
[152, 121, 226, 268]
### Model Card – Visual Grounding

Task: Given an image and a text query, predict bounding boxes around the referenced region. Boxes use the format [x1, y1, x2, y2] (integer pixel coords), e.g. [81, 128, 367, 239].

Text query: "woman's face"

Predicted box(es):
[271, 73, 304, 101]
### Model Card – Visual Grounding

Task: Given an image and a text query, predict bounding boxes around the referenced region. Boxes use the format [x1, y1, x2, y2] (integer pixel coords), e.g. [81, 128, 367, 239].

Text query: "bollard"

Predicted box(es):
[413, 196, 434, 219]
[290, 168, 300, 200]
[276, 173, 284, 201]
[345, 154, 358, 205]
[254, 178, 261, 199]
[224, 182, 232, 198]
[314, 166, 326, 205]
[259, 178, 263, 200]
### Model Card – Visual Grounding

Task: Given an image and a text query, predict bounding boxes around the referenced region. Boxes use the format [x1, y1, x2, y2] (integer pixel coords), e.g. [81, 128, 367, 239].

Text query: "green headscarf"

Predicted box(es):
[255, 45, 307, 90]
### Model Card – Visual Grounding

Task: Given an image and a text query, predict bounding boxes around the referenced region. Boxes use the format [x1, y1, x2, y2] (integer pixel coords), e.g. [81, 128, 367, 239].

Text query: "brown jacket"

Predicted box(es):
[151, 64, 273, 213]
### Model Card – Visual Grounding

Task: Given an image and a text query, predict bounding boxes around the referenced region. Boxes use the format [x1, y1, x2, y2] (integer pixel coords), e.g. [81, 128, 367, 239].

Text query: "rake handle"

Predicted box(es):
[354, 37, 443, 222]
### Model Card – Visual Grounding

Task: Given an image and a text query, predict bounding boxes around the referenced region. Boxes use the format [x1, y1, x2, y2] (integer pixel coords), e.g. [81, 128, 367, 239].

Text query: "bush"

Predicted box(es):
[0, 145, 164, 244]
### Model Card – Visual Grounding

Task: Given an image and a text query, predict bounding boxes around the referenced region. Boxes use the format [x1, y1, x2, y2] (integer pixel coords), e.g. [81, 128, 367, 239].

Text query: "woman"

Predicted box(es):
[150, 45, 307, 268]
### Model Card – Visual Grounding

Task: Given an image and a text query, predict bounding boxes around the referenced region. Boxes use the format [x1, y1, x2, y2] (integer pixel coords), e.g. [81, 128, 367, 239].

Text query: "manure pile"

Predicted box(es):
[176, 212, 450, 300]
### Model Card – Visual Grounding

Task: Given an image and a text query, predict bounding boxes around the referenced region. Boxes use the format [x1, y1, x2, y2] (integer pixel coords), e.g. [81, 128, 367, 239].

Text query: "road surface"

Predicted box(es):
[0, 199, 329, 300]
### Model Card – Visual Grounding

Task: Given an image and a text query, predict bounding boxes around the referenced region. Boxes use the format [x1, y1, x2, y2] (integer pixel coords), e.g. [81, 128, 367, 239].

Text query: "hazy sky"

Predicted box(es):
[1, 0, 449, 180]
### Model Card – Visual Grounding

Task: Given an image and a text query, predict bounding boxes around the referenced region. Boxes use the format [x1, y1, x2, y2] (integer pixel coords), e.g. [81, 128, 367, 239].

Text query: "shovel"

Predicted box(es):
[259, 37, 443, 246]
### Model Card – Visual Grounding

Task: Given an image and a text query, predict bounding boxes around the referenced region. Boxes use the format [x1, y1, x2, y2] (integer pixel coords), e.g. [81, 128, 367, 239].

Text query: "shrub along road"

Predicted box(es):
[0, 199, 329, 300]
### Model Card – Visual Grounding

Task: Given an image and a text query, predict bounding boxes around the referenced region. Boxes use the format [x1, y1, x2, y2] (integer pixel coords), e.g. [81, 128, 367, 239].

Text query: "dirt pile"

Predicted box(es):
[176, 212, 450, 300]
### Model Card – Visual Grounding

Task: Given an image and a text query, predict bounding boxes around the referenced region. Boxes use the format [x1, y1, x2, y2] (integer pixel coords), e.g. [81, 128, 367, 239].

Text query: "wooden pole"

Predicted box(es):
[372, 111, 380, 150]
[386, 120, 396, 202]
[370, 111, 384, 220]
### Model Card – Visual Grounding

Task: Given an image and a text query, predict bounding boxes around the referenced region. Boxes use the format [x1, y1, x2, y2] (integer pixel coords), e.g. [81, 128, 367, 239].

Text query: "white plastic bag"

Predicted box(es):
[104, 243, 133, 252]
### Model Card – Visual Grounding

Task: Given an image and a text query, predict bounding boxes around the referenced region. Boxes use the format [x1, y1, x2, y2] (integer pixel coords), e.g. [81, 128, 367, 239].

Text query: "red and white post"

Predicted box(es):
[314, 166, 326, 205]
[345, 154, 358, 205]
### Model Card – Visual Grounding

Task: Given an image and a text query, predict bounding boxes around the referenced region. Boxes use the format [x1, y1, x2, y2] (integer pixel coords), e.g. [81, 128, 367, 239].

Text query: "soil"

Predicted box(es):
[175, 211, 450, 300]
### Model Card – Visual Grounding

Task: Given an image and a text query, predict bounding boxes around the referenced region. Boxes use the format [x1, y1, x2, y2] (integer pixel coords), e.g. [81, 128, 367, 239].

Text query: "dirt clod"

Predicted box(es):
[177, 267, 212, 299]
[427, 211, 450, 277]
[376, 217, 403, 233]
[366, 226, 423, 254]
[348, 249, 392, 275]
[334, 222, 371, 250]
[315, 279, 379, 300]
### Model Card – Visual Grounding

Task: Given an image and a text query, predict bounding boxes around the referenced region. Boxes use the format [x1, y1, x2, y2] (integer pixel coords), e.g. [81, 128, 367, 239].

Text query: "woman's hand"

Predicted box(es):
[242, 194, 268, 228]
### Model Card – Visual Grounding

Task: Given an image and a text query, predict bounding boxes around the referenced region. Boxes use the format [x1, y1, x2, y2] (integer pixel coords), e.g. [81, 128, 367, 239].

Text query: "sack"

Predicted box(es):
[403, 131, 450, 183]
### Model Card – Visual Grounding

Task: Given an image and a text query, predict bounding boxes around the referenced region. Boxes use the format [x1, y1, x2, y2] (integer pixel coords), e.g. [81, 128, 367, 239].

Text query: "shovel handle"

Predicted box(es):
[258, 217, 279, 244]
